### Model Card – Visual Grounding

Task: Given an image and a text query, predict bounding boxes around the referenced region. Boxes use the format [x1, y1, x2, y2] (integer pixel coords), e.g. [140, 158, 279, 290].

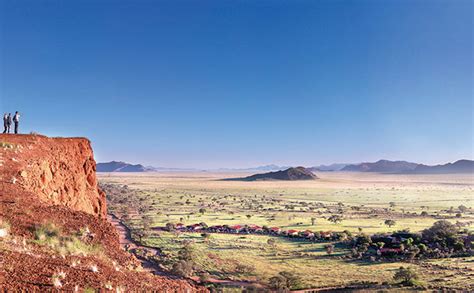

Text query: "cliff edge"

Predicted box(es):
[0, 134, 203, 291]
[1, 134, 106, 217]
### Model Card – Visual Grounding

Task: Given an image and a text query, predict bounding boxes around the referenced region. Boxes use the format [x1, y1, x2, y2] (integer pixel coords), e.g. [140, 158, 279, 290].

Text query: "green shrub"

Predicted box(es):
[269, 271, 303, 290]
[393, 267, 419, 286]
[171, 260, 194, 277]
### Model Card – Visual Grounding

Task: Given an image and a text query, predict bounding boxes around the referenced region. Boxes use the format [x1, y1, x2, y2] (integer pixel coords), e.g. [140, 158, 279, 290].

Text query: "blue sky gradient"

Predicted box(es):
[1, 0, 472, 168]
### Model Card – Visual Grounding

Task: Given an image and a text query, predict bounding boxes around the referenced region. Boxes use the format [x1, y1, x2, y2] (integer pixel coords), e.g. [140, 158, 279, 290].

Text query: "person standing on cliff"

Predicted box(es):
[6, 113, 12, 133]
[2, 113, 8, 133]
[13, 111, 20, 134]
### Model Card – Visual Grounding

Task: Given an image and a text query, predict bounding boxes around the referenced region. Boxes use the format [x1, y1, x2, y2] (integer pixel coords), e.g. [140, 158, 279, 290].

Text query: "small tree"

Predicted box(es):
[393, 267, 419, 286]
[142, 215, 153, 230]
[406, 245, 420, 261]
[199, 208, 206, 215]
[279, 271, 302, 290]
[198, 272, 211, 283]
[178, 243, 195, 262]
[311, 217, 316, 226]
[131, 229, 145, 243]
[325, 244, 335, 255]
[458, 205, 468, 213]
[384, 219, 396, 228]
[328, 215, 343, 224]
[269, 271, 302, 291]
[165, 222, 176, 232]
[268, 275, 287, 291]
[171, 260, 194, 278]
[235, 264, 255, 275]
[422, 220, 459, 248]
[267, 238, 276, 247]
[201, 233, 211, 243]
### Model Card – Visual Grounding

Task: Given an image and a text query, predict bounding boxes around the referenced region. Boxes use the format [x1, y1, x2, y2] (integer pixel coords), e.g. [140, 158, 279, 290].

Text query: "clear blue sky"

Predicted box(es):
[1, 0, 472, 168]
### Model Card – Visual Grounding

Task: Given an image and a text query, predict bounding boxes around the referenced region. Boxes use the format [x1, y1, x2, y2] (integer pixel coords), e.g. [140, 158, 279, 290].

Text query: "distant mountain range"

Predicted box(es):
[309, 163, 348, 172]
[215, 164, 290, 172]
[228, 167, 318, 181]
[411, 159, 474, 174]
[97, 161, 200, 172]
[341, 159, 473, 174]
[342, 160, 419, 173]
[97, 161, 289, 173]
[97, 159, 473, 174]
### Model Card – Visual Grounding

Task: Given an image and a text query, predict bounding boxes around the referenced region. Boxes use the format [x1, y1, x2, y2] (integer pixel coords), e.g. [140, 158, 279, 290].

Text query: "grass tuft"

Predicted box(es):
[0, 218, 11, 238]
[32, 222, 102, 256]
[0, 141, 16, 149]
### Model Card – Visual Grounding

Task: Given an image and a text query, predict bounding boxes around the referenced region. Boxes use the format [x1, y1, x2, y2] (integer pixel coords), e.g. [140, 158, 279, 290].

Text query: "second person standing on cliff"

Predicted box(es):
[13, 111, 20, 134]
[2, 113, 8, 133]
[3, 113, 12, 134]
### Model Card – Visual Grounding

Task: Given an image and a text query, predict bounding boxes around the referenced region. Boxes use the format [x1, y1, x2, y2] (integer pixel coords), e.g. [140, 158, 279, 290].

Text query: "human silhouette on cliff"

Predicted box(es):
[3, 113, 12, 134]
[13, 111, 20, 134]
[2, 113, 7, 133]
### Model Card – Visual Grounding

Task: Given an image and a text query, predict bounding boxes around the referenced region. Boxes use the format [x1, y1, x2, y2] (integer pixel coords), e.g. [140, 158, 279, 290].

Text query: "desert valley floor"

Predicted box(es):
[99, 171, 474, 291]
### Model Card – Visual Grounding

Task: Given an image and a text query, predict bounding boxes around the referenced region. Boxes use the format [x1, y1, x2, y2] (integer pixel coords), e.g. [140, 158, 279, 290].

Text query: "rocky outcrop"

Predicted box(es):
[229, 167, 319, 181]
[97, 161, 148, 172]
[0, 134, 205, 291]
[1, 134, 106, 217]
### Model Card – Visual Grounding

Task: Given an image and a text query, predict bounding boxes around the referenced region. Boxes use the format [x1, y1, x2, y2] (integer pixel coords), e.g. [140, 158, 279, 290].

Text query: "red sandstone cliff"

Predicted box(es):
[1, 134, 106, 217]
[0, 134, 204, 291]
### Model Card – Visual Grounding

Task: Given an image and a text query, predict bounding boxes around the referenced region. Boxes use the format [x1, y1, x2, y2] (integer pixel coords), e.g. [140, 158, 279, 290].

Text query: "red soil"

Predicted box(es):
[0, 134, 205, 291]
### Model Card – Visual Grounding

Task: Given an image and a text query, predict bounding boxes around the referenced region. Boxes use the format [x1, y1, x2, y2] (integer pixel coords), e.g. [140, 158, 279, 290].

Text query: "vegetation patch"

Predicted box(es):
[32, 222, 102, 257]
[100, 172, 474, 290]
[0, 141, 17, 150]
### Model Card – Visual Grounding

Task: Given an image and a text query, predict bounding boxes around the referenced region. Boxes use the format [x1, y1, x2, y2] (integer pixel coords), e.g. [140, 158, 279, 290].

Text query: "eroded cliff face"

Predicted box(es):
[1, 134, 106, 217]
[0, 134, 204, 291]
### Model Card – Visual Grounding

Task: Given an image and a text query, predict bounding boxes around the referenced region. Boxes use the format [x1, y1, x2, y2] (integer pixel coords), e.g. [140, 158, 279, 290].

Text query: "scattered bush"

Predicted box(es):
[178, 243, 195, 262]
[165, 223, 176, 231]
[268, 274, 288, 291]
[269, 271, 302, 291]
[328, 215, 343, 224]
[393, 267, 419, 286]
[235, 264, 255, 275]
[198, 272, 211, 283]
[384, 219, 396, 228]
[267, 238, 276, 247]
[422, 220, 460, 250]
[172, 260, 194, 278]
[325, 244, 334, 255]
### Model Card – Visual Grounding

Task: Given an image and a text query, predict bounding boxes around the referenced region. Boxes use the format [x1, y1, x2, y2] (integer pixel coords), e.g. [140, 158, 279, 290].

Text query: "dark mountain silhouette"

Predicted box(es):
[411, 159, 474, 174]
[229, 167, 318, 181]
[341, 160, 418, 173]
[96, 161, 148, 172]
